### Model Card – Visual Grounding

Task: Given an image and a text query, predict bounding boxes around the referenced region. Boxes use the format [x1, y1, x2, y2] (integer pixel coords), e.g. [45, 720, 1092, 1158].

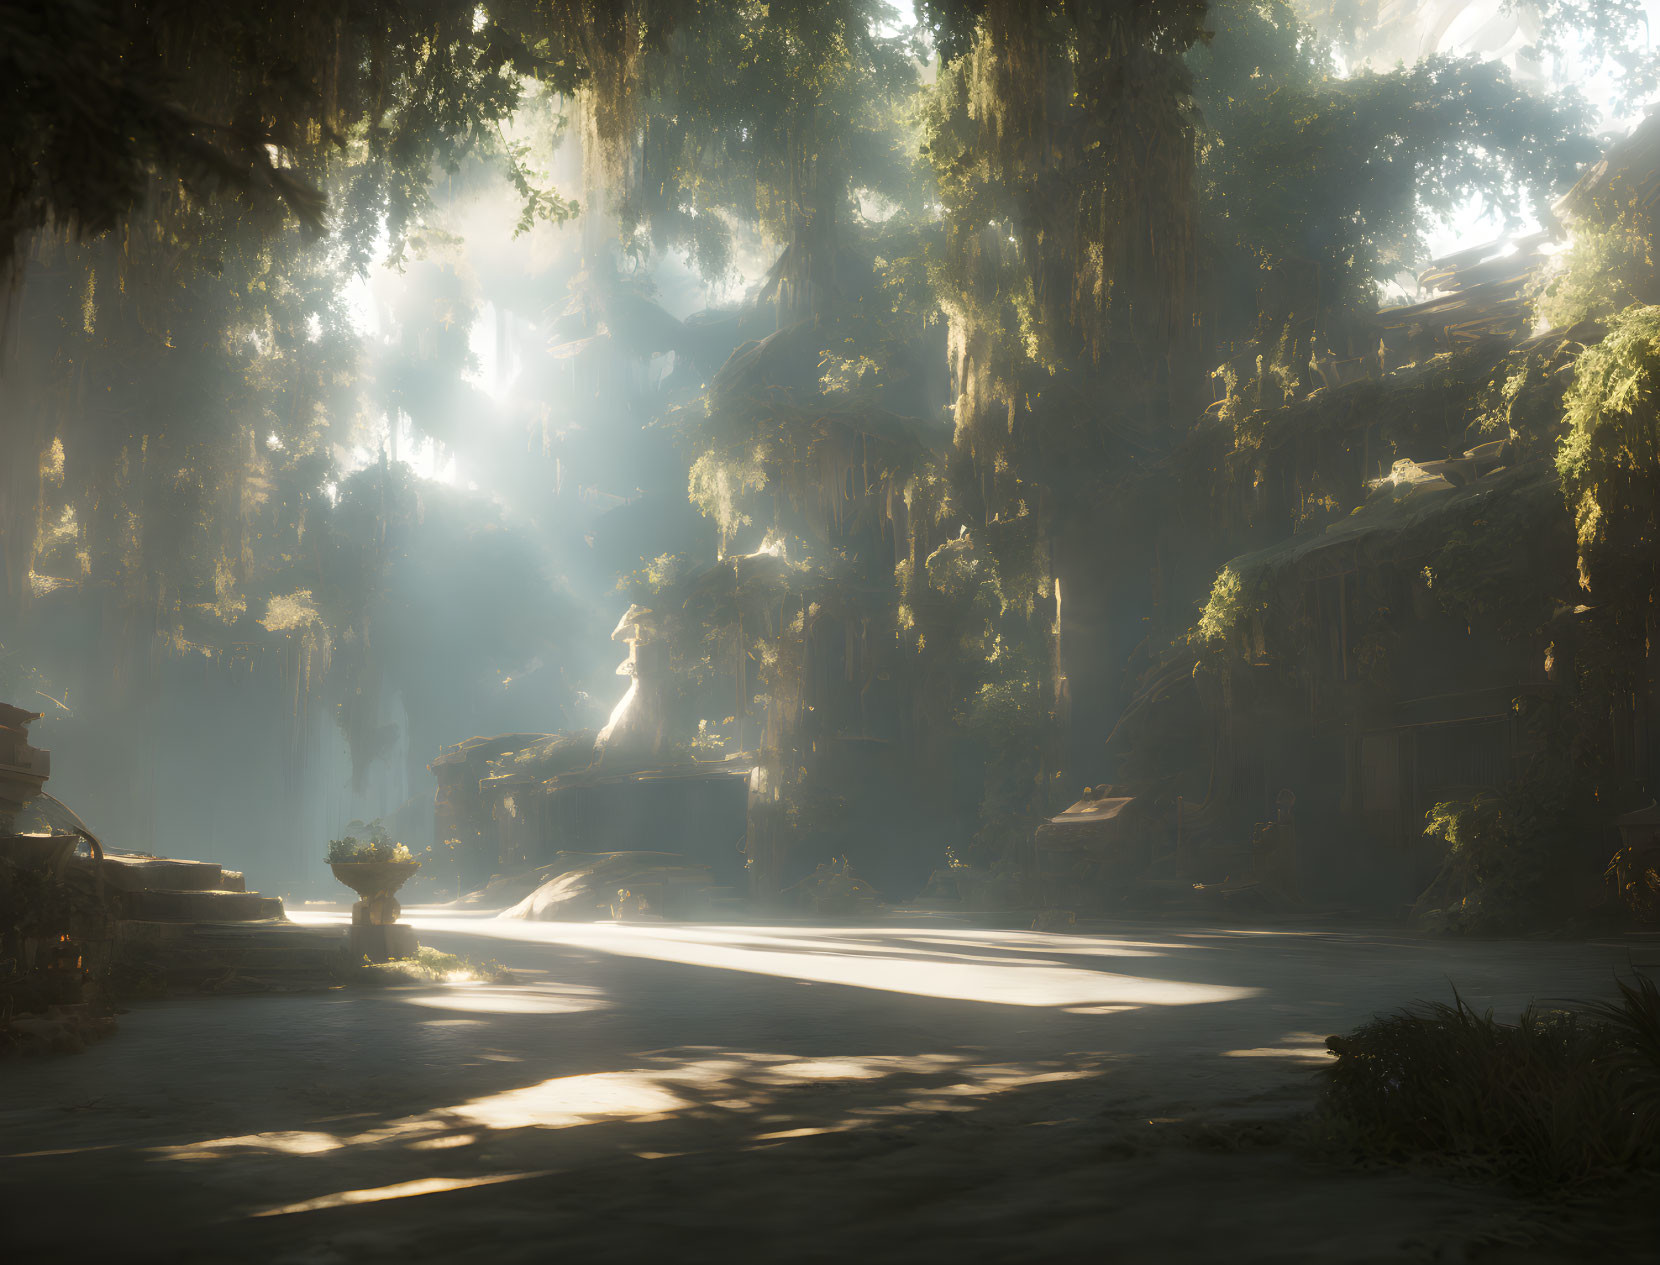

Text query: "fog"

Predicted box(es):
[3, 90, 754, 891]
[3, 0, 1656, 910]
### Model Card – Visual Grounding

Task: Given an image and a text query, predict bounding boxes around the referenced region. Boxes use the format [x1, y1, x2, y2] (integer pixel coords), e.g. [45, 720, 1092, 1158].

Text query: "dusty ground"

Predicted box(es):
[3, 912, 1657, 1264]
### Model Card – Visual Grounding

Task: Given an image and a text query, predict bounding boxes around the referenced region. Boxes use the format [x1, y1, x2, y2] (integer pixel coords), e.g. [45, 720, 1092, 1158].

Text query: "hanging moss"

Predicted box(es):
[927, 2, 1204, 478]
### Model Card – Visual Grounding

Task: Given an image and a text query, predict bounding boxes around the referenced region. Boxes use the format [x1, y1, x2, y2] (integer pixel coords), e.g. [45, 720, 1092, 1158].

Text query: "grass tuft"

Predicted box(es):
[347, 945, 514, 987]
[1319, 978, 1660, 1188]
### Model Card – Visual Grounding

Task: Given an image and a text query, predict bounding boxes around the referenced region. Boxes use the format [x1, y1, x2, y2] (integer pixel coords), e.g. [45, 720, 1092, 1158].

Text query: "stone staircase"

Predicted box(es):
[99, 853, 287, 922]
[116, 919, 348, 990]
[100, 853, 348, 989]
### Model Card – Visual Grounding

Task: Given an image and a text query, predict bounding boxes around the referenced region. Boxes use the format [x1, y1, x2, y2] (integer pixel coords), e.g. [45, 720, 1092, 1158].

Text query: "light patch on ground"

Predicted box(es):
[251, 1170, 553, 1218]
[1223, 1032, 1335, 1063]
[390, 982, 608, 1015]
[288, 911, 1262, 1012]
[150, 1050, 1106, 1166]
[450, 1070, 689, 1130]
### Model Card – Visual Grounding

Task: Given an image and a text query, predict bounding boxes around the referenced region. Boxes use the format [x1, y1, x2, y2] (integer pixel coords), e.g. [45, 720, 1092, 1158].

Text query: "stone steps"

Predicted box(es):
[118, 888, 285, 923]
[98, 853, 276, 924]
[98, 854, 245, 893]
[117, 919, 349, 986]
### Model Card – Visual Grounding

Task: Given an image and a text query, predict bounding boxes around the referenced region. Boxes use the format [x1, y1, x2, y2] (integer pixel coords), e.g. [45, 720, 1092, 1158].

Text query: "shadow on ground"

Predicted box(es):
[1, 920, 1651, 1263]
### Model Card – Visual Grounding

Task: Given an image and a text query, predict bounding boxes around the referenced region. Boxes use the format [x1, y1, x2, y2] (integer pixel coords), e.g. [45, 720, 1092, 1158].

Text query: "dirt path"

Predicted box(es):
[2, 915, 1652, 1263]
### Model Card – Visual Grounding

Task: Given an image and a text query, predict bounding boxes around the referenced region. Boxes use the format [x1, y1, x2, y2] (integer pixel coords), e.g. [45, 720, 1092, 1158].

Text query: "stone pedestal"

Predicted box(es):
[349, 919, 417, 962]
[331, 859, 421, 964]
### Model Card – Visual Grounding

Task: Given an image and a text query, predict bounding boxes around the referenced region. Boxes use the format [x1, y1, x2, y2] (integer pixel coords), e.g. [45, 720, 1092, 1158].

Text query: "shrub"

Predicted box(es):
[1321, 981, 1660, 1188]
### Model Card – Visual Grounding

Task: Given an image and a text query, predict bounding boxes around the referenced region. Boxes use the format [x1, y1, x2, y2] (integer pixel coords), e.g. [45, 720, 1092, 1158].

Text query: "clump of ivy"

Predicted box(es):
[1532, 221, 1658, 330]
[1412, 761, 1593, 934]
[1418, 470, 1574, 639]
[1470, 347, 1572, 457]
[616, 552, 692, 603]
[1195, 565, 1248, 652]
[1193, 562, 1276, 676]
[1211, 326, 1305, 435]
[1557, 304, 1660, 612]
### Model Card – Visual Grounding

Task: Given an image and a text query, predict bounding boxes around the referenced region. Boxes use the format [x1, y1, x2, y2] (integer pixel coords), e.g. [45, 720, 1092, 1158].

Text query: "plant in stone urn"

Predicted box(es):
[327, 821, 420, 961]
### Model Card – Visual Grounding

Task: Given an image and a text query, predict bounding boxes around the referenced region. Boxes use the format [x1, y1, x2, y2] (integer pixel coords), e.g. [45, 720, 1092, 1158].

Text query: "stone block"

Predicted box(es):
[349, 922, 417, 963]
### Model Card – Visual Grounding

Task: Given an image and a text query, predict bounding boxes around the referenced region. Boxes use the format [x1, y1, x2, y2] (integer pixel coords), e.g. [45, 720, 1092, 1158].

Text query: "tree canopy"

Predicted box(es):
[2, 0, 1638, 881]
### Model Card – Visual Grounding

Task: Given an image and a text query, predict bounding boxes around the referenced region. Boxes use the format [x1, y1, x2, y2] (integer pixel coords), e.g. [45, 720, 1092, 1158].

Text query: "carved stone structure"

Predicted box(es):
[595, 604, 666, 769]
[428, 604, 752, 900]
[0, 703, 51, 834]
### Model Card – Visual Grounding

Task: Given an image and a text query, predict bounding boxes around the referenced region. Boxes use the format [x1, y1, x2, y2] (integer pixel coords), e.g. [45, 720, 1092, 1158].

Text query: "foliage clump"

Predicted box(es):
[1321, 979, 1660, 1189]
[1193, 0, 1588, 388]
[1412, 763, 1591, 934]
[1556, 304, 1660, 608]
[326, 820, 413, 865]
[1195, 566, 1249, 654]
[1470, 346, 1572, 458]
[351, 945, 512, 987]
[1532, 222, 1658, 330]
